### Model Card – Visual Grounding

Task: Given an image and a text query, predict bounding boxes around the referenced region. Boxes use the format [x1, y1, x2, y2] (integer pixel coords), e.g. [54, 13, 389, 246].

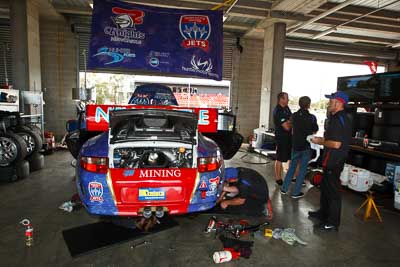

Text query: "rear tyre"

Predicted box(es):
[0, 131, 28, 167]
[16, 160, 30, 179]
[14, 126, 43, 157]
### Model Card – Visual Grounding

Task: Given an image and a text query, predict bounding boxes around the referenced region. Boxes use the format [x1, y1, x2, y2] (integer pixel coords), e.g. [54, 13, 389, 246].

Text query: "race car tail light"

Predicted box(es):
[80, 157, 108, 173]
[197, 156, 222, 172]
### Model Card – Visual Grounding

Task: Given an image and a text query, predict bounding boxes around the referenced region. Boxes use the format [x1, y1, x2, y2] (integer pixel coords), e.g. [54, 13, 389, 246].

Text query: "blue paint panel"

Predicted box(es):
[80, 132, 109, 157]
[76, 168, 118, 216]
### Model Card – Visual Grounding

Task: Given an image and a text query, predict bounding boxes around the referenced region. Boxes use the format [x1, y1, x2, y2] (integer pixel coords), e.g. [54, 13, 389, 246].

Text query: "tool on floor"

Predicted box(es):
[205, 216, 269, 239]
[354, 190, 383, 222]
[130, 240, 152, 249]
[20, 219, 34, 247]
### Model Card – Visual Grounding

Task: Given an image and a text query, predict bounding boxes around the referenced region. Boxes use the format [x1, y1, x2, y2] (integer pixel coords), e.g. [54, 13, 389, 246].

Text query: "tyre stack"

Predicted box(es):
[373, 108, 400, 144]
[369, 108, 400, 175]
[0, 124, 44, 182]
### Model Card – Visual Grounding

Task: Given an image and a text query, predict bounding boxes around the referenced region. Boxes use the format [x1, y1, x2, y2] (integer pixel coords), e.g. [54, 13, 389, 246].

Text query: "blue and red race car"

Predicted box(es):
[67, 84, 243, 218]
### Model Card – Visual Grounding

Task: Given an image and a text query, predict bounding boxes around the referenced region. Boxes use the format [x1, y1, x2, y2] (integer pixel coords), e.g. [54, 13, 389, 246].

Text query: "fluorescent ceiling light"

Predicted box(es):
[312, 27, 337, 40]
[89, 3, 93, 9]
[392, 42, 400, 48]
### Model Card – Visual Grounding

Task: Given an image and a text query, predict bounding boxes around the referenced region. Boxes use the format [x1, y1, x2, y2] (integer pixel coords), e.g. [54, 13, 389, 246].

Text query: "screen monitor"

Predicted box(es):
[374, 71, 400, 102]
[337, 74, 379, 103]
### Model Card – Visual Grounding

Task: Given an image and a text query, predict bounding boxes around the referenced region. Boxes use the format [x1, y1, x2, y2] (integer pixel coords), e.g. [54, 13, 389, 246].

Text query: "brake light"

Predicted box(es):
[80, 157, 108, 173]
[198, 156, 222, 172]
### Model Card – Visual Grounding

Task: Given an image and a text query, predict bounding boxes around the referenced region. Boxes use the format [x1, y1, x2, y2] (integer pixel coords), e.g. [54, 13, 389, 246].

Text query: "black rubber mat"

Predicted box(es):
[62, 217, 179, 257]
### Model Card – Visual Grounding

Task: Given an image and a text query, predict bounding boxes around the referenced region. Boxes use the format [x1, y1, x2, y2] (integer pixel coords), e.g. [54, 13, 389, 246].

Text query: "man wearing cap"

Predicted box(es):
[309, 91, 352, 231]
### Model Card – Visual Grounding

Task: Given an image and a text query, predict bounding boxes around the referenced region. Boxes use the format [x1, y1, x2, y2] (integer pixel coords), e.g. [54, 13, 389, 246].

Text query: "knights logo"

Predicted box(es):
[88, 182, 104, 202]
[179, 15, 211, 51]
[111, 7, 145, 29]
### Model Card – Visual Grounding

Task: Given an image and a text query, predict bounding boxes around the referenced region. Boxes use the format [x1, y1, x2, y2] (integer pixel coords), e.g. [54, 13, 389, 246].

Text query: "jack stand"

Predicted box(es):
[355, 191, 383, 222]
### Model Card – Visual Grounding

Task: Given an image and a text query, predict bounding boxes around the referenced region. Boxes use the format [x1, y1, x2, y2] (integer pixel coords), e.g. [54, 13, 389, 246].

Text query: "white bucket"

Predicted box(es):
[348, 168, 373, 192]
[394, 174, 400, 210]
[340, 164, 351, 186]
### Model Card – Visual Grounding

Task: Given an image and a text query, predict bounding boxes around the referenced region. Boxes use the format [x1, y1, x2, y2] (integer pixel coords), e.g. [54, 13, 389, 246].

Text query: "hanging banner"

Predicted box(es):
[88, 0, 223, 80]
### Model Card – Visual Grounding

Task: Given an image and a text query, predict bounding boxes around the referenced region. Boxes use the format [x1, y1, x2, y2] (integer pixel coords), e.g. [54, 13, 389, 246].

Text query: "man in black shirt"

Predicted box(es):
[310, 91, 352, 231]
[281, 96, 318, 198]
[219, 167, 269, 217]
[273, 92, 292, 186]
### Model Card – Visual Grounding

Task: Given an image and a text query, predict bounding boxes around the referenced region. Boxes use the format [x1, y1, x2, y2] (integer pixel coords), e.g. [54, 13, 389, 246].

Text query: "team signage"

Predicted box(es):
[85, 104, 218, 133]
[88, 0, 223, 80]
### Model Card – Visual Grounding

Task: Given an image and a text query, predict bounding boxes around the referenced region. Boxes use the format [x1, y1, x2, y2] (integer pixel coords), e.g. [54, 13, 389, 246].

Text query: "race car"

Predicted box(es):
[67, 84, 243, 218]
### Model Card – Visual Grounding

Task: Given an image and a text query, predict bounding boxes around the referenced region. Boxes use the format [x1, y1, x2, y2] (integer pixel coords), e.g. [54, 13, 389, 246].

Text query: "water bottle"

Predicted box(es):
[20, 219, 33, 247]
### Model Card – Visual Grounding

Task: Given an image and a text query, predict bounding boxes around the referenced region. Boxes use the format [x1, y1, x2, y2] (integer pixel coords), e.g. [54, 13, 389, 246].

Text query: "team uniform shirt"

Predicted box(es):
[292, 109, 319, 151]
[235, 167, 269, 216]
[273, 105, 292, 144]
[322, 110, 352, 170]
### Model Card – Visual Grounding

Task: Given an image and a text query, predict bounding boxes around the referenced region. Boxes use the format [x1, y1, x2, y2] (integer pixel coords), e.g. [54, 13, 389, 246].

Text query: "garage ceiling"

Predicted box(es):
[1, 0, 399, 64]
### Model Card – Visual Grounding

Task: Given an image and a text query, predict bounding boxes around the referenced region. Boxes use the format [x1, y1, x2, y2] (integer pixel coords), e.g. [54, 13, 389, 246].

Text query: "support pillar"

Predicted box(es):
[10, 0, 41, 113]
[259, 22, 286, 129]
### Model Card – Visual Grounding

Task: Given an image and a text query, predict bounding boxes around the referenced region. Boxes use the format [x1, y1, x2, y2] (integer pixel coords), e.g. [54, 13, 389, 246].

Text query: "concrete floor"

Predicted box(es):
[1, 150, 399, 266]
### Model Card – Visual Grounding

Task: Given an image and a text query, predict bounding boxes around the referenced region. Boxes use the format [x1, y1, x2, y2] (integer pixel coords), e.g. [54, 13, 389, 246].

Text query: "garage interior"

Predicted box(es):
[0, 0, 400, 266]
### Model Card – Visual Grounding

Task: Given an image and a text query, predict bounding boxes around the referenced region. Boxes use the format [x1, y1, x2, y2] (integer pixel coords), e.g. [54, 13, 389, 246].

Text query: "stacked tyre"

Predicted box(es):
[0, 125, 44, 182]
[372, 108, 400, 144]
[351, 112, 374, 137]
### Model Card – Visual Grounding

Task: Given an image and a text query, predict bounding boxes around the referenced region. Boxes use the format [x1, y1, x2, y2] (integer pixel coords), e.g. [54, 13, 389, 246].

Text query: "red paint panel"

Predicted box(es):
[85, 104, 218, 133]
[110, 168, 197, 215]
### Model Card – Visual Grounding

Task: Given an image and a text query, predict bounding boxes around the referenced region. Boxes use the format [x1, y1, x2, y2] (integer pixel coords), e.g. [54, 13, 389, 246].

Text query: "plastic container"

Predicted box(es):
[213, 250, 240, 263]
[348, 168, 373, 192]
[340, 164, 351, 186]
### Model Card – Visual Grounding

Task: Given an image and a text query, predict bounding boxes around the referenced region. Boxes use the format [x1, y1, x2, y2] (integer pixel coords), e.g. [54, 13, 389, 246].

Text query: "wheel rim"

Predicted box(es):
[20, 133, 35, 154]
[0, 137, 18, 166]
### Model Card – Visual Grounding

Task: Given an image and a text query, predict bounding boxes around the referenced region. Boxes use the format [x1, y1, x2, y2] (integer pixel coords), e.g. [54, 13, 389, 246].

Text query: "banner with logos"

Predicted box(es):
[88, 0, 223, 80]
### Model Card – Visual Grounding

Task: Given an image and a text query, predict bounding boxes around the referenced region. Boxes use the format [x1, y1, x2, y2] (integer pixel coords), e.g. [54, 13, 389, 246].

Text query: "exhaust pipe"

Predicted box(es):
[143, 207, 152, 219]
[155, 207, 165, 218]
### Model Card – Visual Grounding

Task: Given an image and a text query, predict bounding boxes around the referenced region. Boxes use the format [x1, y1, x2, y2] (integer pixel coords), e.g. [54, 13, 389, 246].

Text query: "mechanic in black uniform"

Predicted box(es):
[281, 96, 319, 198]
[310, 91, 352, 231]
[273, 92, 292, 186]
[219, 167, 269, 217]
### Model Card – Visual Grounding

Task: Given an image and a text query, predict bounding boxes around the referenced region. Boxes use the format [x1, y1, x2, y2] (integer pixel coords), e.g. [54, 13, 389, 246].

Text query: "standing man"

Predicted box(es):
[310, 91, 351, 231]
[281, 96, 318, 198]
[273, 92, 292, 186]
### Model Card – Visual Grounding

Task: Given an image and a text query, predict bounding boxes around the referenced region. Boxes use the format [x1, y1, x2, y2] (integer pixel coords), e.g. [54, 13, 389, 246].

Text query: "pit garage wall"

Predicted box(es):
[40, 18, 77, 140]
[232, 38, 264, 141]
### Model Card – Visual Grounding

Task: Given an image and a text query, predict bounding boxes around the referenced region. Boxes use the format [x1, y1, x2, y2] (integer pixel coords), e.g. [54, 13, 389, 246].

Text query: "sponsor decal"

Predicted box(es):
[199, 180, 208, 190]
[139, 169, 182, 178]
[149, 57, 159, 67]
[138, 188, 166, 200]
[104, 6, 146, 44]
[88, 182, 104, 202]
[179, 15, 211, 51]
[123, 169, 135, 177]
[182, 55, 219, 80]
[93, 47, 136, 65]
[207, 176, 220, 196]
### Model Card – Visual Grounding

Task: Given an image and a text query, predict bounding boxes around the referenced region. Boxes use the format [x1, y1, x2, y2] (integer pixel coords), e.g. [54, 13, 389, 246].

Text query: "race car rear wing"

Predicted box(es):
[85, 104, 218, 133]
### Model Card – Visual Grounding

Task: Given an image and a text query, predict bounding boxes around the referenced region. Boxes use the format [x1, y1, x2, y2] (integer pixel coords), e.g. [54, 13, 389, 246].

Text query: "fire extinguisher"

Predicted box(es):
[20, 219, 34, 247]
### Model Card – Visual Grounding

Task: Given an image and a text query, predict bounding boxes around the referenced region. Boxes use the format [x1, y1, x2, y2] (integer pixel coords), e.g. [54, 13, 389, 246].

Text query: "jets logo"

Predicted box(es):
[111, 7, 144, 30]
[179, 15, 211, 51]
